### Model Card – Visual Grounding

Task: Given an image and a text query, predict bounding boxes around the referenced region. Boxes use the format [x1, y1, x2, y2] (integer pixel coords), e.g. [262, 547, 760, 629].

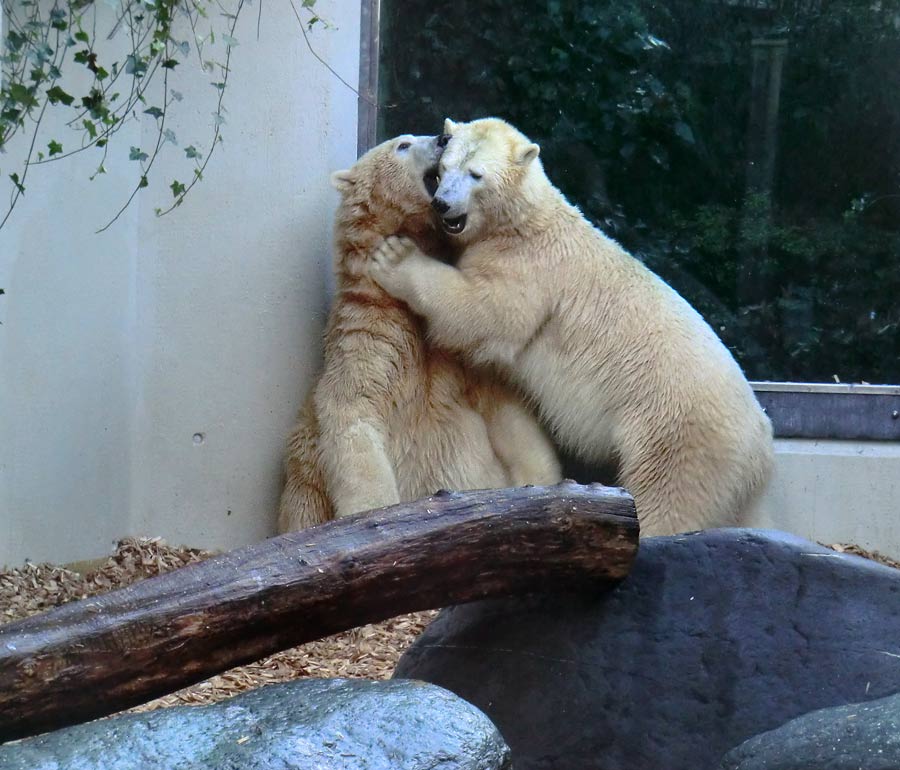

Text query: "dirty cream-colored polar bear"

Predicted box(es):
[277, 133, 561, 532]
[369, 118, 774, 537]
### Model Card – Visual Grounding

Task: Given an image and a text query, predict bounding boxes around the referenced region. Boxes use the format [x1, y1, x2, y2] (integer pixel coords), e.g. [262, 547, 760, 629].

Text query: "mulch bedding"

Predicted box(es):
[1, 536, 897, 714]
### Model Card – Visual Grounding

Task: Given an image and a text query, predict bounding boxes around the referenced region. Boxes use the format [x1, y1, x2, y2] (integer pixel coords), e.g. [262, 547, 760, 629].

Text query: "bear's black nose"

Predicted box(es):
[431, 197, 451, 214]
[437, 134, 451, 148]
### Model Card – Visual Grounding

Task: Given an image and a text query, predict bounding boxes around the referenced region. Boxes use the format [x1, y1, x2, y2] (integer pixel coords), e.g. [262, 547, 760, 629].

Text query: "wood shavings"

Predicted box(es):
[1, 537, 436, 712]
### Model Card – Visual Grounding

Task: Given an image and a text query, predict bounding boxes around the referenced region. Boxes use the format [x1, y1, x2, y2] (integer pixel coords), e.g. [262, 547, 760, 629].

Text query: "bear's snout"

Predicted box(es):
[432, 197, 451, 215]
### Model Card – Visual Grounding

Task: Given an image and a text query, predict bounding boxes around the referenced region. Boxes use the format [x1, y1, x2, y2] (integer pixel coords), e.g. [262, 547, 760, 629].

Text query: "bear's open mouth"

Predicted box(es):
[441, 214, 468, 234]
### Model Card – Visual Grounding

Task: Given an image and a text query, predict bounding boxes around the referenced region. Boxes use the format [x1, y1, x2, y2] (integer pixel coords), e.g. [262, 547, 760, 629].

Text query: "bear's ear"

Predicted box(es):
[330, 169, 356, 192]
[515, 142, 540, 167]
[443, 118, 457, 135]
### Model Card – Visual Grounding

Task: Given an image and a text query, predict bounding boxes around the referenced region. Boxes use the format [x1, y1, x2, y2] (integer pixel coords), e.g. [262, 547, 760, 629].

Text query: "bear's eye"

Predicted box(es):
[397, 141, 412, 151]
[469, 170, 483, 181]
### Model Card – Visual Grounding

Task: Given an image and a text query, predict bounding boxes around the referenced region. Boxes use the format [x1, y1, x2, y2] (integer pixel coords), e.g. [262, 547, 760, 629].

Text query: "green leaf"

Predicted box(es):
[96, 138, 107, 148]
[170, 179, 186, 197]
[46, 86, 75, 106]
[90, 163, 106, 181]
[48, 140, 63, 156]
[125, 54, 147, 78]
[82, 119, 98, 139]
[163, 129, 177, 145]
[211, 81, 225, 91]
[161, 58, 180, 69]
[73, 49, 90, 64]
[74, 30, 90, 44]
[8, 84, 39, 109]
[9, 173, 25, 194]
[129, 147, 149, 162]
[184, 145, 202, 159]
[144, 106, 164, 119]
[139, 175, 149, 188]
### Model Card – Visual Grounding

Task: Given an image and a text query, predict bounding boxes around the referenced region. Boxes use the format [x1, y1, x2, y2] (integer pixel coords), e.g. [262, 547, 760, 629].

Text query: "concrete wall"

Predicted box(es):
[1, 0, 361, 565]
[753, 439, 900, 559]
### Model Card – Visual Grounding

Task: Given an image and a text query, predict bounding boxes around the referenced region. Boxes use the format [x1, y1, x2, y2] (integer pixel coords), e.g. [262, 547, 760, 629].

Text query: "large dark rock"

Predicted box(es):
[394, 529, 900, 770]
[722, 691, 900, 769]
[0, 678, 511, 769]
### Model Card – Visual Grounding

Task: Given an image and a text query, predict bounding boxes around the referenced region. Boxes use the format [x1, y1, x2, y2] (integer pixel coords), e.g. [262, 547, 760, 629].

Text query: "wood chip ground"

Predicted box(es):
[1, 536, 897, 713]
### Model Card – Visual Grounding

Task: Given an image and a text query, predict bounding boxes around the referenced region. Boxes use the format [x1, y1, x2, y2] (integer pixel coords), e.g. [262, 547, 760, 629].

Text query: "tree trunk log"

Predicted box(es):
[0, 481, 638, 742]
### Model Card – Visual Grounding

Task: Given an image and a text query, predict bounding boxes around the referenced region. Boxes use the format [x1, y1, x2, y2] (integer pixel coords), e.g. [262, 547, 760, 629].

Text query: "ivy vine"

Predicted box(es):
[0, 0, 324, 232]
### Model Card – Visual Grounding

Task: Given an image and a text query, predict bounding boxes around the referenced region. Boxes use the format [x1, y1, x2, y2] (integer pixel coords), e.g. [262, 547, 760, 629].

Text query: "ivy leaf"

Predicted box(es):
[8, 84, 39, 109]
[138, 175, 149, 188]
[96, 138, 107, 148]
[125, 54, 147, 78]
[46, 86, 75, 106]
[129, 146, 149, 162]
[170, 179, 186, 197]
[163, 129, 177, 145]
[211, 81, 225, 91]
[161, 59, 180, 69]
[82, 119, 98, 139]
[48, 140, 63, 156]
[184, 145, 202, 159]
[50, 9, 68, 31]
[9, 173, 25, 194]
[74, 30, 90, 44]
[143, 106, 164, 119]
[81, 90, 109, 121]
[90, 163, 106, 181]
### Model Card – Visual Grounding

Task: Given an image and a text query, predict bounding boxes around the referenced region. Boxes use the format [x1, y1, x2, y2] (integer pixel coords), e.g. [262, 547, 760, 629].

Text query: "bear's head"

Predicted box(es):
[331, 134, 443, 224]
[330, 133, 459, 267]
[431, 117, 541, 241]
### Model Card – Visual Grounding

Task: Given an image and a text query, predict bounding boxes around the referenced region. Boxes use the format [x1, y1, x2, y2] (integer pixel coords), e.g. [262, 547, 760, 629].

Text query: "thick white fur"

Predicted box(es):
[277, 133, 561, 532]
[369, 118, 774, 536]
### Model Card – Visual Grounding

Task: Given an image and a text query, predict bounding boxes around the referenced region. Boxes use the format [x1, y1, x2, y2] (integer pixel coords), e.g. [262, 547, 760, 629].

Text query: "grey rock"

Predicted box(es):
[394, 529, 900, 770]
[722, 691, 900, 770]
[0, 678, 511, 770]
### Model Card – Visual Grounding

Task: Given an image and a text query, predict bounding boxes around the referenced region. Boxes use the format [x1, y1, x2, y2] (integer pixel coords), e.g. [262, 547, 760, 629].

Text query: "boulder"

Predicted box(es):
[394, 529, 900, 770]
[0, 678, 511, 770]
[722, 691, 900, 769]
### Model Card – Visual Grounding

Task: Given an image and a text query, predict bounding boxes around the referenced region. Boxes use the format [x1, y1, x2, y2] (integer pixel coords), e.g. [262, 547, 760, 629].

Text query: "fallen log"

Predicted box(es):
[0, 481, 638, 742]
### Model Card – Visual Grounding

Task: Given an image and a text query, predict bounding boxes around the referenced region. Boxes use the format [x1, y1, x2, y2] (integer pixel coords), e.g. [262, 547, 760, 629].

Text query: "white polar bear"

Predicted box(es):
[369, 117, 774, 537]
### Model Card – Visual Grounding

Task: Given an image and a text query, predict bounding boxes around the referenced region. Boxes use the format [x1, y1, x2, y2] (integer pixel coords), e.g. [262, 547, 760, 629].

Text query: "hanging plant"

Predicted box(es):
[0, 0, 324, 231]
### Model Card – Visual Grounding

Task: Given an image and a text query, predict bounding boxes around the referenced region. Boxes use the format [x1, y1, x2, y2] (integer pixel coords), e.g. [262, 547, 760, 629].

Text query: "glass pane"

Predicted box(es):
[377, 0, 900, 385]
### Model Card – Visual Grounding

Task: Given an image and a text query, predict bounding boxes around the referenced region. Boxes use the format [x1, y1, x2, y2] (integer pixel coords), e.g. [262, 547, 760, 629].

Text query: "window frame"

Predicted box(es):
[357, 0, 900, 442]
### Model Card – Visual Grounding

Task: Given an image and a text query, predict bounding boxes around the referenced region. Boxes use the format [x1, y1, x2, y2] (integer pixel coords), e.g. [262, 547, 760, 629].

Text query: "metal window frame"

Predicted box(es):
[356, 0, 900, 442]
[357, 0, 380, 157]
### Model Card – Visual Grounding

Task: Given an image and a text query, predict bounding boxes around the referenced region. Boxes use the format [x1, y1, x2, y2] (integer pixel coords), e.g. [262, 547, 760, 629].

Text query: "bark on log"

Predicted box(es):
[0, 481, 638, 742]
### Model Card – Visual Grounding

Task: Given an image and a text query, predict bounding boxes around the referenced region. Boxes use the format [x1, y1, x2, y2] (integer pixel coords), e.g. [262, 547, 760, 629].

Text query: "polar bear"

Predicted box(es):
[368, 118, 774, 537]
[277, 133, 561, 532]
